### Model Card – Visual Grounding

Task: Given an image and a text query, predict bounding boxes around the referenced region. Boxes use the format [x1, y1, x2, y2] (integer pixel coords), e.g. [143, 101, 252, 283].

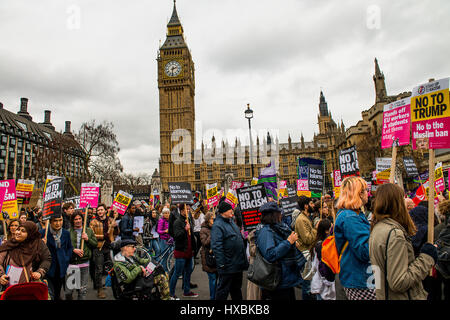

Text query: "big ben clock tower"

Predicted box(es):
[158, 1, 195, 197]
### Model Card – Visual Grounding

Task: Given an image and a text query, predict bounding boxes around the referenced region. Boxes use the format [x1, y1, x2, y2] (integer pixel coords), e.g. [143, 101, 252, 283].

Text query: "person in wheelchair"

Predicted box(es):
[112, 239, 174, 300]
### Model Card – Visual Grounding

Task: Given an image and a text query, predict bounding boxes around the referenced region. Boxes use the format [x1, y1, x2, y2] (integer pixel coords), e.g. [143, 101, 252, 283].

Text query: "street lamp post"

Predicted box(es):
[245, 103, 255, 179]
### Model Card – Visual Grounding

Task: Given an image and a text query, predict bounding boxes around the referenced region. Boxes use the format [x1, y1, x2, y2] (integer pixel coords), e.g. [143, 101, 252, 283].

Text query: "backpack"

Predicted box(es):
[321, 235, 348, 274]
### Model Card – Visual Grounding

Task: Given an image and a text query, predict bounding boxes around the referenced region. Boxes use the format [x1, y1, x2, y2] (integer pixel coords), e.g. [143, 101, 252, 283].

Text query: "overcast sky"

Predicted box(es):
[1, 0, 449, 175]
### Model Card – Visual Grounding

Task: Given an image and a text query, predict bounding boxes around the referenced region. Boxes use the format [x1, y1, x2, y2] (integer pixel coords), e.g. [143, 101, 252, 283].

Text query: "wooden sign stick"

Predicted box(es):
[428, 149, 435, 276]
[389, 139, 398, 184]
[2, 220, 7, 241]
[44, 220, 50, 242]
[80, 206, 88, 251]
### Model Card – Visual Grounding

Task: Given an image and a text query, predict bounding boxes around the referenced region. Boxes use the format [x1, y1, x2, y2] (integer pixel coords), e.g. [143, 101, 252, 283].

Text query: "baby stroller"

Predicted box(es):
[0, 282, 49, 300]
[108, 240, 163, 301]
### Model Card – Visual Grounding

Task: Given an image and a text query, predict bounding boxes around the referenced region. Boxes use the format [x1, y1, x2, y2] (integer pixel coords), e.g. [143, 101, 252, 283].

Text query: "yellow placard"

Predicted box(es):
[411, 89, 450, 122]
[334, 186, 340, 198]
[297, 190, 311, 197]
[226, 192, 238, 204]
[16, 183, 34, 192]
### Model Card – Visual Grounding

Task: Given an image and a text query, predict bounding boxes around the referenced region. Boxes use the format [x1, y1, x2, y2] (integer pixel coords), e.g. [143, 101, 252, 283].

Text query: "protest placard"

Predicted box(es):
[277, 180, 288, 199]
[297, 179, 311, 197]
[112, 190, 133, 215]
[43, 178, 64, 221]
[279, 196, 298, 217]
[64, 196, 80, 210]
[308, 164, 324, 193]
[339, 146, 359, 177]
[0, 180, 19, 220]
[168, 182, 193, 204]
[236, 184, 268, 231]
[411, 78, 450, 150]
[403, 157, 419, 177]
[381, 98, 411, 149]
[287, 185, 297, 197]
[16, 179, 35, 205]
[79, 183, 100, 209]
[333, 170, 342, 198]
[206, 183, 219, 208]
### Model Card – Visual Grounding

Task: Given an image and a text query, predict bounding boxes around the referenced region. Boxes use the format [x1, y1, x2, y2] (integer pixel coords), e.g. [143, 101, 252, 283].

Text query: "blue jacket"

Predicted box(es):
[40, 228, 73, 279]
[119, 213, 134, 240]
[334, 209, 373, 289]
[255, 223, 306, 289]
[211, 214, 248, 275]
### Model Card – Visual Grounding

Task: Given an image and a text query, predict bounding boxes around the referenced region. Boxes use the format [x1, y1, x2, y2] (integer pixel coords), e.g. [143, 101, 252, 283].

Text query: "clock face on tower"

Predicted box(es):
[164, 60, 182, 77]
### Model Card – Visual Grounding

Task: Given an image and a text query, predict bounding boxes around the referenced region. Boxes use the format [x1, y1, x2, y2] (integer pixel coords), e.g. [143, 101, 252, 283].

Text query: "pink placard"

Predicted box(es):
[297, 179, 309, 191]
[412, 117, 450, 150]
[207, 195, 220, 208]
[381, 98, 411, 149]
[79, 183, 100, 209]
[333, 170, 342, 187]
[231, 181, 244, 190]
[0, 187, 7, 213]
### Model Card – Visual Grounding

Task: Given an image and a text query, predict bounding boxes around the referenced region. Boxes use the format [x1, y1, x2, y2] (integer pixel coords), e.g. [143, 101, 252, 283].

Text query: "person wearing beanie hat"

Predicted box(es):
[255, 201, 303, 300]
[211, 200, 248, 300]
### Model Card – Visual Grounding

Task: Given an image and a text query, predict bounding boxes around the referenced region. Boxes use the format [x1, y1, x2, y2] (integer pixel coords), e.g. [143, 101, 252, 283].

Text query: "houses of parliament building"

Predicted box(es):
[156, 2, 438, 199]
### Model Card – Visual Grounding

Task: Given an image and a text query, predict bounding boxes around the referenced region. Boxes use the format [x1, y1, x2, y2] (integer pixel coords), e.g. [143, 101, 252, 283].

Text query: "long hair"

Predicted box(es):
[371, 183, 417, 236]
[336, 176, 367, 211]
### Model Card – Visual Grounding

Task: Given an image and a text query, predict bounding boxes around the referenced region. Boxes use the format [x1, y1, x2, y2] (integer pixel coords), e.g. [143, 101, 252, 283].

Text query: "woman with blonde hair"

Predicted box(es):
[369, 183, 436, 300]
[334, 176, 375, 300]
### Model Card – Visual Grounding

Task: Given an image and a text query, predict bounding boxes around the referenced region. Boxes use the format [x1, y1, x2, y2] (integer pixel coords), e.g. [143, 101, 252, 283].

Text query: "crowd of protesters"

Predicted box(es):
[0, 178, 449, 301]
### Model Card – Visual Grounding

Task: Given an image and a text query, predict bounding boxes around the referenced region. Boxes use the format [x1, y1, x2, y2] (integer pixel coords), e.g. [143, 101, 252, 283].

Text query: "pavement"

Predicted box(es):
[81, 257, 349, 301]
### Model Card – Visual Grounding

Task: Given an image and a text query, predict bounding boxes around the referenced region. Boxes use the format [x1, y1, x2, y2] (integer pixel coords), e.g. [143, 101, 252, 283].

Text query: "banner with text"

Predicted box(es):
[43, 178, 64, 221]
[403, 156, 419, 177]
[80, 183, 100, 209]
[381, 98, 411, 149]
[168, 182, 193, 205]
[112, 190, 133, 215]
[411, 78, 450, 150]
[0, 180, 19, 220]
[339, 145, 360, 178]
[16, 179, 35, 205]
[279, 196, 298, 217]
[236, 184, 268, 231]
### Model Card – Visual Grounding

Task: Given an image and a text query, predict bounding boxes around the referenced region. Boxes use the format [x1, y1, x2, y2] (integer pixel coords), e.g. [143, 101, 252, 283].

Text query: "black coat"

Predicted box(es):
[173, 214, 197, 254]
[211, 214, 248, 275]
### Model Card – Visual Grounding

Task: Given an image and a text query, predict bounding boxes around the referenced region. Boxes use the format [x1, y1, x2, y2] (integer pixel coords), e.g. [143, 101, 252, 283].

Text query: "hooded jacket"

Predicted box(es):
[334, 209, 372, 289]
[369, 218, 434, 300]
[255, 222, 306, 289]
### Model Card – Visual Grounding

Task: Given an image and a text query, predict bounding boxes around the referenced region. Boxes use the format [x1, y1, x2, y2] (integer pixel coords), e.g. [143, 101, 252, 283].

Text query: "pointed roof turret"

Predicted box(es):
[319, 90, 329, 117]
[161, 0, 187, 49]
[374, 57, 383, 77]
[168, 0, 182, 27]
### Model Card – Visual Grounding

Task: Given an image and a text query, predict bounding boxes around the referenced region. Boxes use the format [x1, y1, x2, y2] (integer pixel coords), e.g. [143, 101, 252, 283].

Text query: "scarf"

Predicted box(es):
[0, 221, 42, 267]
[49, 226, 63, 249]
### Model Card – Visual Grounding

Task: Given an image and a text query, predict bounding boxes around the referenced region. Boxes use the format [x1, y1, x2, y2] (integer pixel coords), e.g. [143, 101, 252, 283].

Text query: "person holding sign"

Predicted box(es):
[0, 221, 51, 288]
[90, 204, 118, 299]
[40, 215, 73, 300]
[369, 183, 437, 300]
[119, 204, 139, 241]
[65, 212, 98, 300]
[211, 201, 249, 300]
[169, 203, 198, 299]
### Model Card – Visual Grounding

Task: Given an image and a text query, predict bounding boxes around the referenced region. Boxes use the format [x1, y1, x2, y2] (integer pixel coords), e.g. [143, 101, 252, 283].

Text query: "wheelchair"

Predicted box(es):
[108, 240, 163, 301]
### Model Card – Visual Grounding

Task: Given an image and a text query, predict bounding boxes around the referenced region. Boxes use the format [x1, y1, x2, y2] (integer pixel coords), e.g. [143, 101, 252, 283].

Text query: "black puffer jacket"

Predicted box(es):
[173, 214, 197, 254]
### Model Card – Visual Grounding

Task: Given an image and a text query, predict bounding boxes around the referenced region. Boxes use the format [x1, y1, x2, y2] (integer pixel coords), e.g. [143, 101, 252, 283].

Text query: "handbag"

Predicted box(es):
[205, 249, 217, 268]
[301, 250, 314, 281]
[247, 247, 281, 291]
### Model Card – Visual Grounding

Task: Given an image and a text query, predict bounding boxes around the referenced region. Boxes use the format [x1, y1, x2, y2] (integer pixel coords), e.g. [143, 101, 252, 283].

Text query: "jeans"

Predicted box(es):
[215, 272, 243, 300]
[169, 258, 193, 296]
[93, 246, 111, 289]
[150, 238, 161, 256]
[299, 277, 315, 300]
[207, 272, 217, 300]
[64, 265, 89, 300]
[159, 239, 170, 272]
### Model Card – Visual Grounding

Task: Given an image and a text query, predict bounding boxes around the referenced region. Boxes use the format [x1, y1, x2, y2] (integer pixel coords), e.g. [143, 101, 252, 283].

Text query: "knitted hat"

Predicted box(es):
[217, 201, 233, 214]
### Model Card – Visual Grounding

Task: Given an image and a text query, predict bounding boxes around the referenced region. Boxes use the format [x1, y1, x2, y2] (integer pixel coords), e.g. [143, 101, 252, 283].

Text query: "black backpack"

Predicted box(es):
[436, 225, 450, 279]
